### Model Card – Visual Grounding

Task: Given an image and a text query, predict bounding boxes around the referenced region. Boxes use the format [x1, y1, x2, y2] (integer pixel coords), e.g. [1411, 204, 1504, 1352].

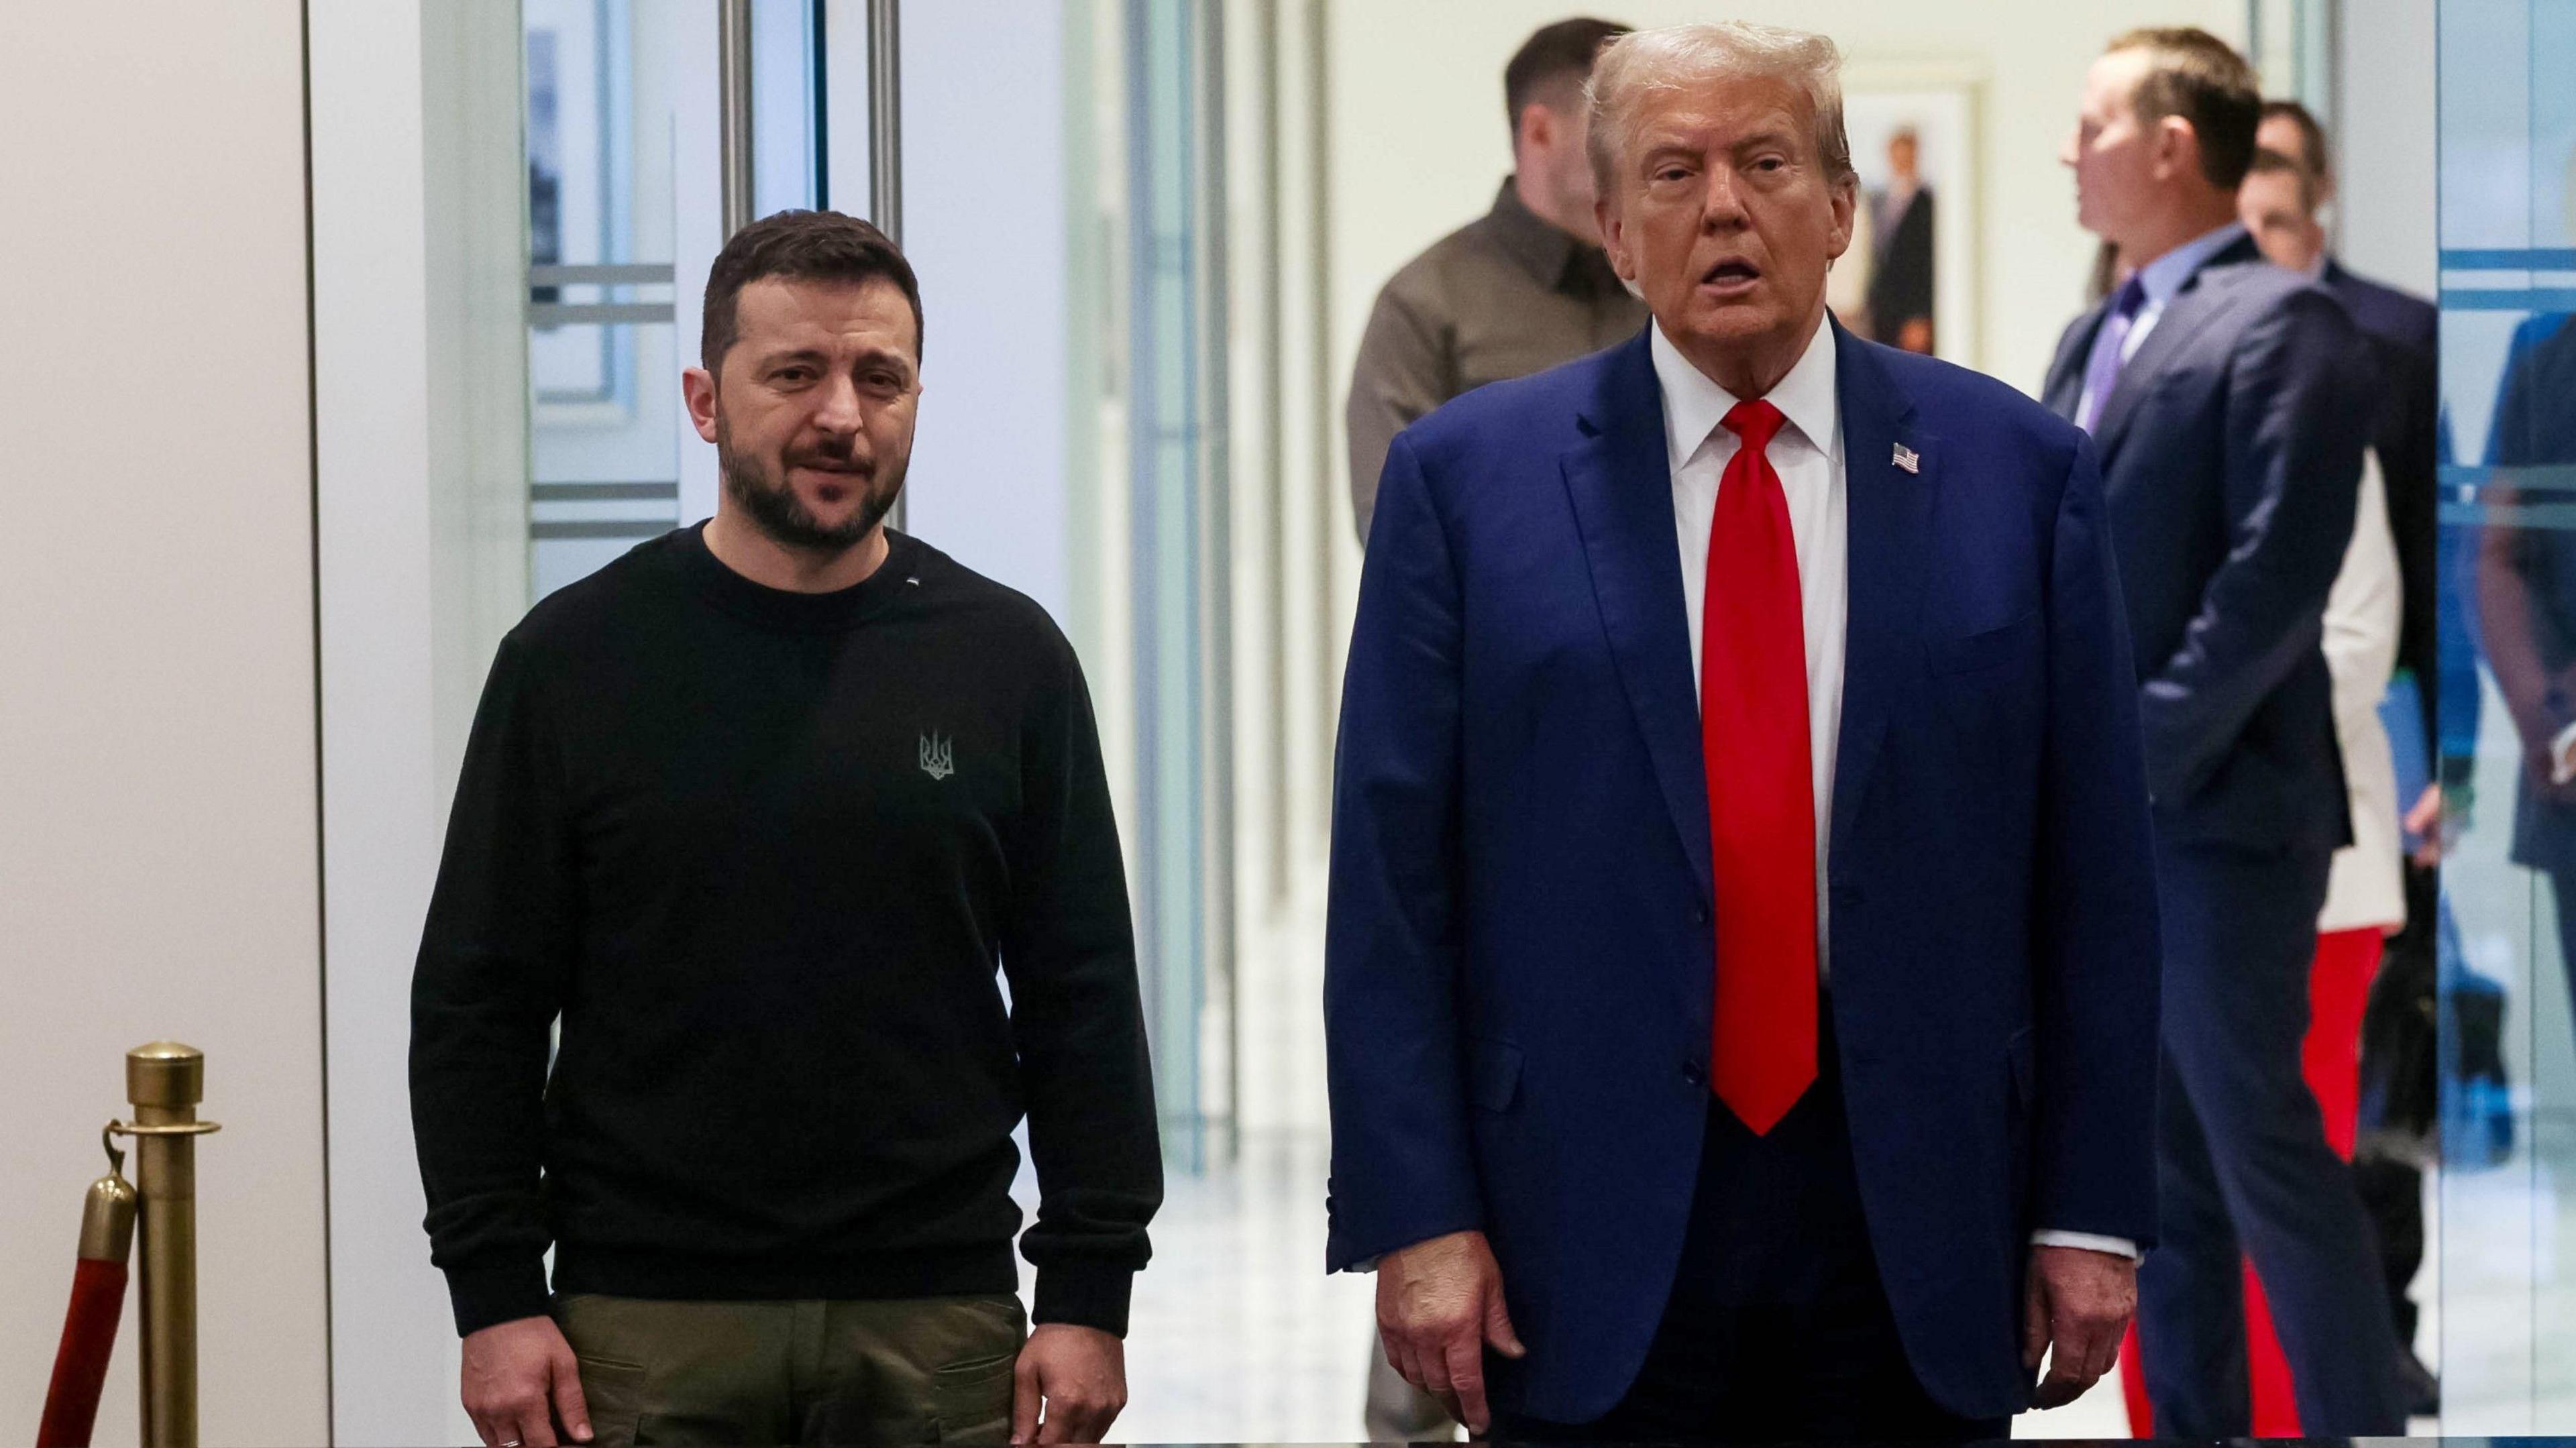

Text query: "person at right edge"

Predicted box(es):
[2475, 174, 2576, 1227]
[2045, 27, 2403, 1435]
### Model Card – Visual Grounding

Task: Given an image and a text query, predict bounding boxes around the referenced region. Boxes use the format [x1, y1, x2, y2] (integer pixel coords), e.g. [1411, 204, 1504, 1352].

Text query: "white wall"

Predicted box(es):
[2334, 0, 2439, 297]
[0, 4, 330, 1444]
[1326, 0, 2246, 484]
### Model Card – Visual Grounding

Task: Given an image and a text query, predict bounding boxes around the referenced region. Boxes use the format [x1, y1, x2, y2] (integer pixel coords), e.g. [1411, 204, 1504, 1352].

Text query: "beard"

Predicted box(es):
[715, 417, 904, 554]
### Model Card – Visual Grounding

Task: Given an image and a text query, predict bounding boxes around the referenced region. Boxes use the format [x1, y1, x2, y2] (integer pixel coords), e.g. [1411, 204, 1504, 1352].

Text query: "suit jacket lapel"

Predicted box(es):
[1830, 324, 1934, 867]
[2090, 235, 2259, 459]
[1560, 331, 1714, 905]
[2044, 302, 2106, 420]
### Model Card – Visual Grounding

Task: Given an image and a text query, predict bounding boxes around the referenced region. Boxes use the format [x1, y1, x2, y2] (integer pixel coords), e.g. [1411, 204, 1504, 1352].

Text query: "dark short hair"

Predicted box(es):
[2246, 145, 2317, 213]
[1505, 17, 1629, 135]
[2260, 98, 2330, 186]
[700, 209, 924, 372]
[2106, 27, 2263, 192]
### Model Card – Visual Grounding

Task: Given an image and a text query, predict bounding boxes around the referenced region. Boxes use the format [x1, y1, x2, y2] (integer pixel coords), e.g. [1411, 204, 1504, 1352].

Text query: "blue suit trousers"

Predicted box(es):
[1495, 1015, 2008, 1443]
[2140, 842, 2406, 1435]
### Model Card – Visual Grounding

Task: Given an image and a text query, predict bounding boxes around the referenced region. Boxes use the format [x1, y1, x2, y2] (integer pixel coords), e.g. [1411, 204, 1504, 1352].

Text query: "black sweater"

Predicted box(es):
[410, 526, 1160, 1338]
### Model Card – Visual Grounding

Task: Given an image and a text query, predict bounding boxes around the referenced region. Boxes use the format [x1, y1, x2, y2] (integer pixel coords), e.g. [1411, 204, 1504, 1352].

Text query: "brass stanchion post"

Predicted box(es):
[126, 1043, 209, 1448]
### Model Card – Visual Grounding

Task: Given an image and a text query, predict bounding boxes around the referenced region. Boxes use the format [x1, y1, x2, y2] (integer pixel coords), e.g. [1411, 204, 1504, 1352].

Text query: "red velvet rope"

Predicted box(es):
[36, 1256, 127, 1448]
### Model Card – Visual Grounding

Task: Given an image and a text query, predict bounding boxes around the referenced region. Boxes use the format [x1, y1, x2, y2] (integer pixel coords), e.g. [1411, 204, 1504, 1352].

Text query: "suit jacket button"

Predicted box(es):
[1693, 903, 1711, 925]
[1682, 1062, 1707, 1087]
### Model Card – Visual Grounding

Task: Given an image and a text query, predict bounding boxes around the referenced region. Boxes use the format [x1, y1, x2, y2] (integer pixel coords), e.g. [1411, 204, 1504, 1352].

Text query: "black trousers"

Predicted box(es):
[2352, 1158, 2423, 1345]
[1494, 1019, 2005, 1443]
[2353, 856, 2436, 1351]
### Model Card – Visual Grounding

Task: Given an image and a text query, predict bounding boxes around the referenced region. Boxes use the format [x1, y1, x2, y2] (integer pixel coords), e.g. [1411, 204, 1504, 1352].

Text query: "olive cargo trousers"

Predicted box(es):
[555, 1292, 1025, 1447]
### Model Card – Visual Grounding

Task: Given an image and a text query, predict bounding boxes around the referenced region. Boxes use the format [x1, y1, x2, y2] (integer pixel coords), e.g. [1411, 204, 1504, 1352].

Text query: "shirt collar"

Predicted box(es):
[1649, 309, 1839, 473]
[2134, 221, 2247, 308]
[1486, 176, 1592, 291]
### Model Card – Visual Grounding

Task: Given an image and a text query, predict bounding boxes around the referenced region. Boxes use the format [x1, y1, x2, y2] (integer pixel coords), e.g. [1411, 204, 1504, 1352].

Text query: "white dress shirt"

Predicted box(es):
[1652, 311, 1847, 963]
[1648, 312, 2138, 1263]
[2318, 450, 2408, 934]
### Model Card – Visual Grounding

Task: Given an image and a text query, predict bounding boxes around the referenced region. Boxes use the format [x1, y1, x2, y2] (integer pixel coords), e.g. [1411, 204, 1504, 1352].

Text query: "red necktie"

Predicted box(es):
[1702, 398, 1817, 1135]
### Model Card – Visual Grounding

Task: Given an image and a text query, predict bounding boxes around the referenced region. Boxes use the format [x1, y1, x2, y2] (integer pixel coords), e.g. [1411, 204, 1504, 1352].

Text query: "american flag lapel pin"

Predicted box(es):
[1891, 442, 1920, 474]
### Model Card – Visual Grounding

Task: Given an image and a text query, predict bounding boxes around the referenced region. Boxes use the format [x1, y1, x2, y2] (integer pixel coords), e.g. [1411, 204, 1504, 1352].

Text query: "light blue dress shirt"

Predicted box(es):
[2074, 221, 2251, 427]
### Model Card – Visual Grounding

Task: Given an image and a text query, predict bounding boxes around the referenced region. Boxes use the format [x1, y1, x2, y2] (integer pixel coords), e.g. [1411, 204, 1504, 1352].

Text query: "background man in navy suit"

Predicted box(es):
[1327, 21, 2162, 1441]
[2043, 28, 2402, 1435]
[2251, 100, 2440, 787]
[2238, 105, 2447, 1415]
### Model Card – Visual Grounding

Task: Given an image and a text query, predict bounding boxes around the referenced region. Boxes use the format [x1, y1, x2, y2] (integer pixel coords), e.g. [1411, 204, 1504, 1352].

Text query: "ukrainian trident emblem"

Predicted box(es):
[918, 732, 955, 781]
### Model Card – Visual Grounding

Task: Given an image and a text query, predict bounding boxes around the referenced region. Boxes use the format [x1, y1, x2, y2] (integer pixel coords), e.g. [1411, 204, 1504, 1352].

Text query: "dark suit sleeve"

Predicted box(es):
[1001, 631, 1163, 1337]
[1347, 282, 1451, 547]
[1324, 431, 1483, 1270]
[2031, 437, 2164, 1245]
[2379, 335, 2441, 761]
[2136, 290, 2373, 802]
[2475, 327, 2576, 763]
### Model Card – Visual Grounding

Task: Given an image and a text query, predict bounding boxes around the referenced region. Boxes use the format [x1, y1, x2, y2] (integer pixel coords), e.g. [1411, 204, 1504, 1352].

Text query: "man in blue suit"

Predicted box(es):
[2043, 28, 2402, 1435]
[1326, 21, 2162, 1441]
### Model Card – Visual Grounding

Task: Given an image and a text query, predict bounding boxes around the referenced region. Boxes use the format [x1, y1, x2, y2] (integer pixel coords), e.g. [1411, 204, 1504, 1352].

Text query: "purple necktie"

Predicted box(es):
[2076, 276, 2148, 434]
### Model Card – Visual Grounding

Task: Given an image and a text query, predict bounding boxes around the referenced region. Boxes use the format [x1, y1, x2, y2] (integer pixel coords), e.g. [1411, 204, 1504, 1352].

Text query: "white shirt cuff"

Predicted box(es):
[2031, 1229, 2141, 1260]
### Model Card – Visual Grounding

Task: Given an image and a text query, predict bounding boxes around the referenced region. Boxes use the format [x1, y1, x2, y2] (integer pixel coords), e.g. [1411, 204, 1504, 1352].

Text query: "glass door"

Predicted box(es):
[2433, 0, 2576, 1429]
[522, 0, 830, 597]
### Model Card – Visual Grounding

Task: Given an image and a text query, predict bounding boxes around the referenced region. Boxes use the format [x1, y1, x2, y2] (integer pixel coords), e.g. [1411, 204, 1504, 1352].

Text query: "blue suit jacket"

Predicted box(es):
[2323, 261, 2439, 758]
[1325, 321, 2163, 1421]
[2041, 234, 2375, 852]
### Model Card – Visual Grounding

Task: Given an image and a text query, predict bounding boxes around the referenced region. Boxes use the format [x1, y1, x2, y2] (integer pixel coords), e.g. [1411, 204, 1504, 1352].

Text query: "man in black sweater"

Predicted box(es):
[411, 210, 1161, 1448]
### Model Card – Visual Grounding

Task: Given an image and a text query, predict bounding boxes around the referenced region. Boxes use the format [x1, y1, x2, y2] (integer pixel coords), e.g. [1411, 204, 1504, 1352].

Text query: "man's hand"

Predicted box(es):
[1012, 1323, 1127, 1445]
[2529, 739, 2576, 805]
[2406, 783, 2444, 868]
[460, 1316, 591, 1447]
[1377, 1229, 1525, 1433]
[2022, 1245, 2137, 1410]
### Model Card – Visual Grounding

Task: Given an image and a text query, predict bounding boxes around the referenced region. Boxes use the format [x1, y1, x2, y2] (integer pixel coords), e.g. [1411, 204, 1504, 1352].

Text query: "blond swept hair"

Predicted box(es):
[1585, 22, 1857, 200]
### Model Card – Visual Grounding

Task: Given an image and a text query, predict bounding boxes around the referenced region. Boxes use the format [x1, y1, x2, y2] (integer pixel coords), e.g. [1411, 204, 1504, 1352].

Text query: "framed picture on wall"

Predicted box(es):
[1831, 68, 1983, 370]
